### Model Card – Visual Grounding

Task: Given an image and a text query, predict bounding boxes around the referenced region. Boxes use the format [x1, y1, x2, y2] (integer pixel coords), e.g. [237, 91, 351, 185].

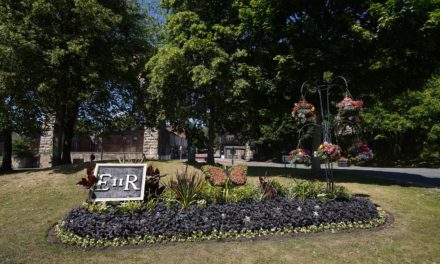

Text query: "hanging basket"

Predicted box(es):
[336, 97, 363, 124]
[314, 142, 342, 161]
[288, 148, 312, 166]
[291, 99, 316, 124]
[348, 143, 373, 162]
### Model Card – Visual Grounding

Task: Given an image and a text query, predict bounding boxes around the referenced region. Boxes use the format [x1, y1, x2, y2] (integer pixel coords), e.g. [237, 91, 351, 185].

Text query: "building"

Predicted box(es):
[0, 126, 187, 168]
[219, 134, 253, 161]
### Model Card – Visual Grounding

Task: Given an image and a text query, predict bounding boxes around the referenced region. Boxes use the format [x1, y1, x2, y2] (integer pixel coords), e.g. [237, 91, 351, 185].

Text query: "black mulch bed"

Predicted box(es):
[63, 197, 378, 240]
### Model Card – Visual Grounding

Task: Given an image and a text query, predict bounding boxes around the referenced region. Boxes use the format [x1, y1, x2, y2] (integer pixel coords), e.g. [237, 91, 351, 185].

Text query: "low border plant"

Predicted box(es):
[55, 207, 386, 248]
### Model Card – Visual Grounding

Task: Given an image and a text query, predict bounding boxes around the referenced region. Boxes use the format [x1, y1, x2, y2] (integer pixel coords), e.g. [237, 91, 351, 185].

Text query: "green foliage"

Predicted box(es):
[199, 184, 223, 204]
[160, 188, 177, 200]
[167, 168, 204, 210]
[285, 180, 351, 201]
[145, 199, 158, 212]
[270, 180, 288, 197]
[222, 176, 233, 203]
[146, 3, 270, 163]
[286, 180, 325, 201]
[325, 186, 351, 200]
[81, 202, 109, 214]
[118, 201, 143, 214]
[363, 74, 440, 166]
[1, 0, 154, 166]
[229, 185, 260, 203]
[196, 199, 207, 209]
[12, 138, 35, 158]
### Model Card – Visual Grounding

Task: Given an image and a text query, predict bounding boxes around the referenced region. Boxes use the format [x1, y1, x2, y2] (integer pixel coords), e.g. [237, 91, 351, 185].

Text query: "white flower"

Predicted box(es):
[244, 216, 251, 223]
[313, 211, 319, 217]
[297, 206, 302, 212]
[221, 213, 226, 219]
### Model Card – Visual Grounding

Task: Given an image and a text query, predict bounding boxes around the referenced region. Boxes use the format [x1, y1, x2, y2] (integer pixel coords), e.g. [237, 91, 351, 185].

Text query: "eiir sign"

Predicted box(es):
[93, 164, 146, 202]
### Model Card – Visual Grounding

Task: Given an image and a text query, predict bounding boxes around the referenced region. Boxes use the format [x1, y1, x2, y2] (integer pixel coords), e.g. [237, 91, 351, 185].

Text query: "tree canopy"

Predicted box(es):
[0, 0, 154, 169]
[1, 0, 439, 169]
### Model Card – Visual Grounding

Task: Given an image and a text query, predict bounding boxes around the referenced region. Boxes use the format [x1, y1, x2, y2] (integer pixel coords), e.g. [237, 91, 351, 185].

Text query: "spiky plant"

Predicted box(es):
[167, 166, 204, 210]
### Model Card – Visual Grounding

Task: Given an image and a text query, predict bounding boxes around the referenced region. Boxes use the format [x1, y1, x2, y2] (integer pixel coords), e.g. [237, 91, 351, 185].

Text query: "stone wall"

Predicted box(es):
[34, 125, 162, 168]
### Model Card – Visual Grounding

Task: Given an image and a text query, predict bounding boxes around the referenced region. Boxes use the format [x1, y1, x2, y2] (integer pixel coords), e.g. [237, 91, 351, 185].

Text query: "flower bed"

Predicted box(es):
[56, 197, 385, 247]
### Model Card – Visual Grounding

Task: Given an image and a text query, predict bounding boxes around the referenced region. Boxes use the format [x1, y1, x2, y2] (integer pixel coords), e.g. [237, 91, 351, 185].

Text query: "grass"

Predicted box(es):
[0, 160, 439, 263]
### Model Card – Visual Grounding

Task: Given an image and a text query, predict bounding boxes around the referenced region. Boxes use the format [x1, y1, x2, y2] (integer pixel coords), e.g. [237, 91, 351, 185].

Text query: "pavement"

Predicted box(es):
[214, 159, 440, 188]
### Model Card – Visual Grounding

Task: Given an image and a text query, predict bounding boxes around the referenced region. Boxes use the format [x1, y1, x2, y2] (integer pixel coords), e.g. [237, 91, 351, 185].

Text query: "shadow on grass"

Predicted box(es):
[246, 166, 440, 188]
[3, 160, 438, 188]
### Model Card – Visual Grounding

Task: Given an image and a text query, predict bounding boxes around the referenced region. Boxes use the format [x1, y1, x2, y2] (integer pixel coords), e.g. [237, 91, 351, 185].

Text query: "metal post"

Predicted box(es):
[232, 146, 235, 165]
[100, 137, 104, 161]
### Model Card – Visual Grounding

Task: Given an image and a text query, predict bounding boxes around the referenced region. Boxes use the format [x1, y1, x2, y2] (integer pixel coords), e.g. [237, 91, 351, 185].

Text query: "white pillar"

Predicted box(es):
[244, 142, 253, 161]
[38, 123, 54, 168]
[143, 128, 159, 160]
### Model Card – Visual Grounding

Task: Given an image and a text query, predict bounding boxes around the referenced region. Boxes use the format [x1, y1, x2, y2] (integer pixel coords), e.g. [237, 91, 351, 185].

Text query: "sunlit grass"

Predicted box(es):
[0, 160, 439, 263]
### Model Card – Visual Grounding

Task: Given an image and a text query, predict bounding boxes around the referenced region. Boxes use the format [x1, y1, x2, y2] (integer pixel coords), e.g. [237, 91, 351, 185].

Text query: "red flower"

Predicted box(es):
[352, 100, 364, 108]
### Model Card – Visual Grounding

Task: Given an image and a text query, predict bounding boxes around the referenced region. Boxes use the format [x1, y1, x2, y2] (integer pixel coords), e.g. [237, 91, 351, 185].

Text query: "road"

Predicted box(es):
[215, 159, 440, 188]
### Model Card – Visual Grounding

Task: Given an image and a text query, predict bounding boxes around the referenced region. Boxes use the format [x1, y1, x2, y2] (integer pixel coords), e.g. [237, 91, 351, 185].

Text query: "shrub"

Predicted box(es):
[287, 180, 325, 201]
[199, 184, 223, 204]
[229, 185, 260, 203]
[167, 167, 204, 210]
[118, 201, 143, 214]
[270, 180, 288, 197]
[201, 165, 228, 186]
[12, 137, 36, 158]
[326, 185, 351, 200]
[229, 164, 248, 185]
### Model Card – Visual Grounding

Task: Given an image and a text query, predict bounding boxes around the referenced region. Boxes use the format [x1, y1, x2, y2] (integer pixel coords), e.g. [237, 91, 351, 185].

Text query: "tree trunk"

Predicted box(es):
[62, 105, 78, 164]
[52, 105, 65, 166]
[1, 130, 13, 171]
[187, 136, 195, 163]
[206, 116, 215, 165]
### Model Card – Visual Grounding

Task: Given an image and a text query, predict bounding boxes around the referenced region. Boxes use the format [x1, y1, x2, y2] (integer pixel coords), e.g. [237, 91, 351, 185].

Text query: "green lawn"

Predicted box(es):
[0, 160, 439, 263]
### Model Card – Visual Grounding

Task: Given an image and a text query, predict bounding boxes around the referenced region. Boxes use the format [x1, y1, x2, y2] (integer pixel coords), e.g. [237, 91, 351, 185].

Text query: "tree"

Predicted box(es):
[0, 1, 43, 171]
[234, 0, 440, 167]
[0, 0, 152, 166]
[147, 4, 263, 164]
